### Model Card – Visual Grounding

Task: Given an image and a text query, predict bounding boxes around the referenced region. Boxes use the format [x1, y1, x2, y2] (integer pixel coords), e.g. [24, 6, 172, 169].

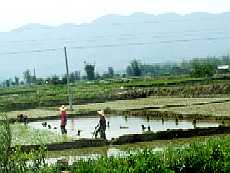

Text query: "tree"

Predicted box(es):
[14, 76, 19, 86]
[126, 66, 133, 76]
[69, 71, 81, 82]
[23, 69, 32, 85]
[191, 62, 215, 78]
[108, 67, 114, 78]
[5, 79, 10, 87]
[85, 64, 95, 80]
[126, 59, 142, 76]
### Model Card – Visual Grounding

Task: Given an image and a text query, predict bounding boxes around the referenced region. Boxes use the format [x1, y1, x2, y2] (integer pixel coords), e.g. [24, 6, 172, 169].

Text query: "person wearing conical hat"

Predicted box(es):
[96, 110, 106, 140]
[59, 105, 67, 134]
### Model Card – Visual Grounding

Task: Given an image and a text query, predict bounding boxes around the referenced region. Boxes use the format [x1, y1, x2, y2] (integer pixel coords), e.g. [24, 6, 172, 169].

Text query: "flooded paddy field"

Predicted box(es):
[28, 115, 220, 140]
[10, 96, 230, 167]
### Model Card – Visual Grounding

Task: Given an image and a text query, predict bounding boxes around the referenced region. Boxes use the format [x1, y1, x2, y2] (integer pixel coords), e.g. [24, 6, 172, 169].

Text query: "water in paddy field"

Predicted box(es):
[28, 115, 220, 140]
[46, 147, 130, 165]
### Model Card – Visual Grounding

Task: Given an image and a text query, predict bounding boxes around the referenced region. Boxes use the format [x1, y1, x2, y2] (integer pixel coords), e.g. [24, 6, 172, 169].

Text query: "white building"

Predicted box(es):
[217, 65, 230, 75]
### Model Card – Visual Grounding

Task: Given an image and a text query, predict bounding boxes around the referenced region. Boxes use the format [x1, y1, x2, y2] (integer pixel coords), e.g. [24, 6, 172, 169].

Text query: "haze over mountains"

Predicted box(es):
[0, 12, 230, 80]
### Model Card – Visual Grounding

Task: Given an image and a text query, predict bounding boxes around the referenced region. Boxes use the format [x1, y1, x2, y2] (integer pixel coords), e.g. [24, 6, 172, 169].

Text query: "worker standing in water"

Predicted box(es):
[95, 110, 106, 140]
[59, 105, 67, 134]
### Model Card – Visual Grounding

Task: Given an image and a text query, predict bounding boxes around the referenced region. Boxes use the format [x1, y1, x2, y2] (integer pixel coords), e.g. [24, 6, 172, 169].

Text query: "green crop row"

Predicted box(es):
[0, 76, 230, 111]
[11, 124, 71, 146]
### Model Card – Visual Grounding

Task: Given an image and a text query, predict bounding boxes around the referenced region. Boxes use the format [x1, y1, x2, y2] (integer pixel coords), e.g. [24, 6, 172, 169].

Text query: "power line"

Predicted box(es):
[108, 17, 220, 26]
[0, 48, 61, 55]
[0, 27, 226, 46]
[0, 36, 229, 56]
[69, 36, 230, 50]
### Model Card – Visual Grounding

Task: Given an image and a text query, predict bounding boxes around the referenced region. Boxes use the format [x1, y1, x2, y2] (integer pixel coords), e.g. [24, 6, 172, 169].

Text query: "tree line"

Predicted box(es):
[126, 55, 230, 78]
[1, 55, 230, 87]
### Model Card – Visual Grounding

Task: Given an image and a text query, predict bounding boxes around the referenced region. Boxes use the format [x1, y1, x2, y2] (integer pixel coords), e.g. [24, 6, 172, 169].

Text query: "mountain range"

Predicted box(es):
[0, 12, 230, 80]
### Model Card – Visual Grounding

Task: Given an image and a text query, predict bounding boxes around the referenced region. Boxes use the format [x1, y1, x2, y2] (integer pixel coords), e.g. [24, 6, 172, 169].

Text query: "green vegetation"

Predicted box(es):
[85, 63, 95, 80]
[11, 124, 71, 145]
[0, 113, 47, 173]
[126, 55, 230, 77]
[6, 97, 230, 119]
[8, 135, 230, 172]
[126, 59, 142, 76]
[1, 75, 230, 112]
[165, 101, 230, 117]
[8, 109, 58, 119]
[1, 56, 230, 172]
[45, 135, 230, 172]
[191, 61, 215, 78]
[74, 97, 230, 111]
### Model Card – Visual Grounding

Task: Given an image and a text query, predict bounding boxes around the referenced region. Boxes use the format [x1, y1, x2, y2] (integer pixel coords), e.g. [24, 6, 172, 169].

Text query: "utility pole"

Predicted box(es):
[33, 68, 36, 83]
[64, 47, 73, 111]
[33, 68, 36, 78]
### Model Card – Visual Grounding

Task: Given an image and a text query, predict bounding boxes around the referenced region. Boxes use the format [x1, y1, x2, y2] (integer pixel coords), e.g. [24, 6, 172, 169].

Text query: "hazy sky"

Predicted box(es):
[0, 0, 230, 31]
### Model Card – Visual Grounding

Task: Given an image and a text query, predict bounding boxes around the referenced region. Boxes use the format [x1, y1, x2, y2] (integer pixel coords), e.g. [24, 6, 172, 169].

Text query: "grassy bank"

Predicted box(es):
[1, 137, 228, 172]
[21, 135, 230, 172]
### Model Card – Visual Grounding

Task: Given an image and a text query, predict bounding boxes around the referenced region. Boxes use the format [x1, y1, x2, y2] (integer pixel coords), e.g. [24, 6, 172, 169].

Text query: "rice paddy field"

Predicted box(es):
[1, 76, 230, 112]
[7, 109, 59, 119]
[164, 101, 230, 117]
[74, 97, 230, 111]
[2, 77, 230, 172]
[6, 96, 230, 119]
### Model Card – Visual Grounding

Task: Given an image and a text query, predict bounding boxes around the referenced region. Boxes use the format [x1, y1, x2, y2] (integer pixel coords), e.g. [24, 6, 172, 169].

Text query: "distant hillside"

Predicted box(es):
[0, 12, 230, 79]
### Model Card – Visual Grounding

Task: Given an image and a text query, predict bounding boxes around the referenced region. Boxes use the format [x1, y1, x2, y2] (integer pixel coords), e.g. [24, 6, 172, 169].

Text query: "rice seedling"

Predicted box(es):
[11, 123, 72, 145]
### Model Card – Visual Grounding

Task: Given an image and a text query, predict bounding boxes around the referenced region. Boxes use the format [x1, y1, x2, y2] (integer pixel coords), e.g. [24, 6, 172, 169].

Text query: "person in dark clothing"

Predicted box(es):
[17, 113, 28, 125]
[95, 110, 106, 140]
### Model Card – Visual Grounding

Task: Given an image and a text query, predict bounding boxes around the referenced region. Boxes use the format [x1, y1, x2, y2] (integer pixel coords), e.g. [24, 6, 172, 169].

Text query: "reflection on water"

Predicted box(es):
[28, 115, 219, 140]
[46, 147, 127, 165]
[46, 146, 163, 165]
